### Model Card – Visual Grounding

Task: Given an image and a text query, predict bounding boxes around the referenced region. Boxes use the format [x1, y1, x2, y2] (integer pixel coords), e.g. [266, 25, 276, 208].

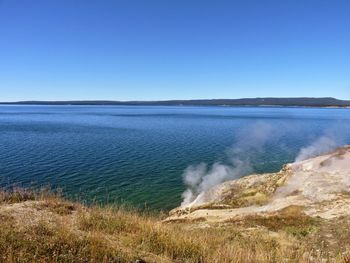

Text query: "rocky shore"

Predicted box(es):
[1, 146, 350, 262]
[167, 145, 350, 222]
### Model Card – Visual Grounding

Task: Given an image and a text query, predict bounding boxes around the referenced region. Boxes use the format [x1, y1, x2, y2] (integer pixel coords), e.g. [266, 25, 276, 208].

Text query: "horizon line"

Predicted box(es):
[1, 96, 350, 103]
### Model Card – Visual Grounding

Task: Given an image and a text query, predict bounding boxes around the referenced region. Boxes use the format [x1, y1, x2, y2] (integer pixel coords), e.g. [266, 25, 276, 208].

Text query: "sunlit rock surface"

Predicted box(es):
[167, 146, 350, 222]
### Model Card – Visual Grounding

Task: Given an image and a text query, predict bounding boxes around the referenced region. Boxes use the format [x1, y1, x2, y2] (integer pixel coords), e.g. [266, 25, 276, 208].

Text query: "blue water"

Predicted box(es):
[0, 105, 349, 210]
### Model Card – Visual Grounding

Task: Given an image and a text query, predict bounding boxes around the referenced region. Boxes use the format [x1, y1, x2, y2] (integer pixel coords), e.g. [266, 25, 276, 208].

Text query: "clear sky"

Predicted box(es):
[0, 0, 349, 101]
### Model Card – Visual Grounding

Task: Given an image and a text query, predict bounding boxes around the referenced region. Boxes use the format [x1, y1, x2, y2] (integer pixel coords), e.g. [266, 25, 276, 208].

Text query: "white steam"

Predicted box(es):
[295, 136, 338, 162]
[295, 121, 350, 162]
[181, 119, 349, 207]
[181, 122, 273, 207]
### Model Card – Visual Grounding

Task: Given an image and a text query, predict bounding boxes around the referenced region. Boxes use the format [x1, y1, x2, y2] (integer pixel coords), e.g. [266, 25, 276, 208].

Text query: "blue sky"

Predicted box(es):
[0, 0, 349, 101]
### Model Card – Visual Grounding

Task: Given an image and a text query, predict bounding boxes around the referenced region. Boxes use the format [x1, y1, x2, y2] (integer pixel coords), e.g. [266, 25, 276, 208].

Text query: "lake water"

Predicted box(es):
[0, 105, 349, 211]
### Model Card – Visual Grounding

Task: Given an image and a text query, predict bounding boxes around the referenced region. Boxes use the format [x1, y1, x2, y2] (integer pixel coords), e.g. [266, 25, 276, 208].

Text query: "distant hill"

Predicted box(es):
[1, 97, 350, 107]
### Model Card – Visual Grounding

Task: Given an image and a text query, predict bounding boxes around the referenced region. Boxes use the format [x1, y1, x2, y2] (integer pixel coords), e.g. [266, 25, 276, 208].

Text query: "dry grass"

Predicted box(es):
[0, 187, 41, 204]
[35, 199, 77, 215]
[0, 187, 61, 204]
[1, 190, 350, 262]
[230, 205, 320, 237]
[0, 218, 130, 262]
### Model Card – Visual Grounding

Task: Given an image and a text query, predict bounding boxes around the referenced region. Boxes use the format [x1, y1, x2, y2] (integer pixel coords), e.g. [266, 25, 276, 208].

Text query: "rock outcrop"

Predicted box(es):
[166, 146, 350, 222]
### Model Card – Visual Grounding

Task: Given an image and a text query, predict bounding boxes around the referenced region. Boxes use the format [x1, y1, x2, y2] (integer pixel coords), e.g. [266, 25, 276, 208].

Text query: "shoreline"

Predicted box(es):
[0, 103, 349, 109]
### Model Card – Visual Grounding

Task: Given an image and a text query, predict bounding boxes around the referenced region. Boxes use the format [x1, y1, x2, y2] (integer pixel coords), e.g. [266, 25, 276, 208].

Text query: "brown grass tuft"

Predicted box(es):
[229, 205, 319, 237]
[0, 191, 350, 262]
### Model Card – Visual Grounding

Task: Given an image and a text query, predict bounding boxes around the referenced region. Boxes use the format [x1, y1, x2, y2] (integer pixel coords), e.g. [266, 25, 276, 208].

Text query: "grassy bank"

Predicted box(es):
[0, 189, 350, 262]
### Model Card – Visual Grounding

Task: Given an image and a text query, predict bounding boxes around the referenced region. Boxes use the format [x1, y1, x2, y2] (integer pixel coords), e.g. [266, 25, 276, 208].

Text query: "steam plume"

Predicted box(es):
[295, 122, 349, 162]
[181, 122, 273, 207]
[295, 136, 338, 162]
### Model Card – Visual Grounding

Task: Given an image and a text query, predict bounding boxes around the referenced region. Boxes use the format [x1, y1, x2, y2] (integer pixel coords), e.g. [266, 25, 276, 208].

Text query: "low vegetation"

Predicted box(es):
[1, 189, 350, 262]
